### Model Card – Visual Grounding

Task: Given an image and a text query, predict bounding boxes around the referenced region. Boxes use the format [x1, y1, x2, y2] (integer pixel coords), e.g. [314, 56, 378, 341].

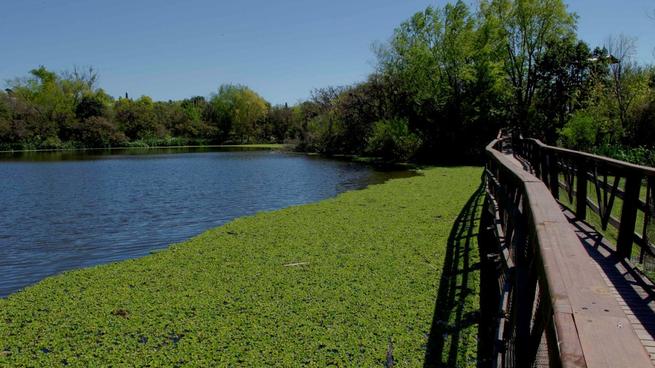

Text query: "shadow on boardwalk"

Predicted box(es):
[562, 206, 655, 353]
[423, 175, 494, 368]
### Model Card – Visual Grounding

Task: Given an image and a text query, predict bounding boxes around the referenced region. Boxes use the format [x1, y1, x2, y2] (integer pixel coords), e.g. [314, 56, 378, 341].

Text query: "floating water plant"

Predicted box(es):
[0, 166, 484, 367]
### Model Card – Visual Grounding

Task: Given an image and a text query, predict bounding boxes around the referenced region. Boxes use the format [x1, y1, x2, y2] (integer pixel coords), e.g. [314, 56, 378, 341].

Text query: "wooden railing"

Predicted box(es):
[513, 133, 655, 262]
[483, 132, 652, 367]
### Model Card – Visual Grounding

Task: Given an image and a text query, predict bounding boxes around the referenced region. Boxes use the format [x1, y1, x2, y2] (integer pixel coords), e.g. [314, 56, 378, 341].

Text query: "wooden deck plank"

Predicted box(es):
[536, 220, 652, 367]
[576, 316, 650, 368]
[561, 206, 655, 367]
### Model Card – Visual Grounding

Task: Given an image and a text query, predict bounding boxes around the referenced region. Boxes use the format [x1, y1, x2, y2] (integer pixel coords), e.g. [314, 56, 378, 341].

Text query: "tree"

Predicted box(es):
[629, 72, 655, 147]
[480, 0, 577, 131]
[264, 103, 296, 143]
[232, 88, 268, 143]
[113, 95, 159, 140]
[4, 66, 63, 143]
[7, 66, 66, 125]
[572, 40, 652, 147]
[376, 2, 478, 107]
[76, 94, 107, 121]
[59, 65, 99, 108]
[75, 116, 127, 148]
[3, 65, 103, 145]
[372, 0, 505, 160]
[206, 84, 245, 141]
[604, 34, 647, 130]
[533, 36, 592, 142]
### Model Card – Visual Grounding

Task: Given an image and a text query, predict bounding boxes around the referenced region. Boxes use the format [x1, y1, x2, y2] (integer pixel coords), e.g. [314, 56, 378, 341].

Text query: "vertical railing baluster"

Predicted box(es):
[549, 151, 560, 200]
[533, 142, 541, 179]
[639, 177, 652, 264]
[617, 171, 642, 258]
[539, 146, 548, 186]
[576, 157, 588, 221]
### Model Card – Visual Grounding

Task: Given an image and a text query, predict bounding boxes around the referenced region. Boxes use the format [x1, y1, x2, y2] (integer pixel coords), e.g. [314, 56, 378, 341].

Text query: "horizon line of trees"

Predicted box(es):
[0, 67, 289, 151]
[3, 0, 655, 164]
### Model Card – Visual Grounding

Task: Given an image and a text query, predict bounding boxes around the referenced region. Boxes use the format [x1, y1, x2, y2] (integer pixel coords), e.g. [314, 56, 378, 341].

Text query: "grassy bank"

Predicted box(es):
[0, 167, 484, 367]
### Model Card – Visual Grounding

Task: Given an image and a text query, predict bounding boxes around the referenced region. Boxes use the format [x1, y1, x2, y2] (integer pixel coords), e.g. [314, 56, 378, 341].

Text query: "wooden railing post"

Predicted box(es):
[539, 147, 548, 186]
[617, 172, 642, 258]
[514, 212, 531, 367]
[533, 142, 542, 179]
[549, 151, 560, 200]
[575, 157, 588, 221]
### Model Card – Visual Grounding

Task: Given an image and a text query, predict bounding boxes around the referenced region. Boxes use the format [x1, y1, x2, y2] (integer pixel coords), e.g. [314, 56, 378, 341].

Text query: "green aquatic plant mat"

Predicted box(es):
[0, 166, 484, 367]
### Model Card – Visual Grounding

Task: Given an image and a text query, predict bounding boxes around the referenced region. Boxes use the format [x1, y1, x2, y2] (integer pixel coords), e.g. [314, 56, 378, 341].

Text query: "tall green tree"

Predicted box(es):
[113, 95, 159, 140]
[533, 36, 592, 142]
[3, 65, 102, 145]
[604, 34, 649, 133]
[263, 103, 296, 143]
[373, 0, 505, 160]
[233, 88, 268, 143]
[206, 84, 245, 141]
[480, 0, 577, 131]
[377, 1, 477, 108]
[5, 66, 64, 143]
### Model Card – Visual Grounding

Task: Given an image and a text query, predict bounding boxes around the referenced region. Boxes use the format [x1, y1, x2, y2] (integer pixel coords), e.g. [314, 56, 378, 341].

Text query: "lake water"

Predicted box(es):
[0, 147, 415, 298]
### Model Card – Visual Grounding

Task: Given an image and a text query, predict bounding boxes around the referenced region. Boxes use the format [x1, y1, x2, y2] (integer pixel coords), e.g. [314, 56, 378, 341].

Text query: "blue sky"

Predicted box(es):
[1, 0, 654, 106]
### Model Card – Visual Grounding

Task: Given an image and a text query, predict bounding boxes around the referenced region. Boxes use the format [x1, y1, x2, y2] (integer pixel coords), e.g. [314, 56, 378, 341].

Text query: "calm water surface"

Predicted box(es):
[0, 148, 414, 298]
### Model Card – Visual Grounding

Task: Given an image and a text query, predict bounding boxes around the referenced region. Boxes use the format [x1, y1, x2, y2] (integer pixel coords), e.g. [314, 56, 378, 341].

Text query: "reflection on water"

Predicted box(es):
[0, 146, 270, 162]
[0, 148, 415, 298]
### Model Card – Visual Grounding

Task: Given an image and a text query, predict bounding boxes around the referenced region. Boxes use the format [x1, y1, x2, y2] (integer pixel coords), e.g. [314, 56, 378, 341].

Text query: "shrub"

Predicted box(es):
[558, 111, 598, 150]
[589, 144, 655, 167]
[366, 118, 422, 161]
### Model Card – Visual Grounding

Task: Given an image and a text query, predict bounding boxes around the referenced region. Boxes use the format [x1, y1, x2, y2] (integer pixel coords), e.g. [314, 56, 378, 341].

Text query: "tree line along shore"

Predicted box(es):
[3, 0, 655, 165]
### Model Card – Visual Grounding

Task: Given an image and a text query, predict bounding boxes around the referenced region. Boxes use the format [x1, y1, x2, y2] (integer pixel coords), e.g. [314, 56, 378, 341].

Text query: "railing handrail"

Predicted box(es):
[486, 137, 585, 367]
[484, 133, 653, 367]
[513, 133, 655, 260]
[519, 136, 655, 177]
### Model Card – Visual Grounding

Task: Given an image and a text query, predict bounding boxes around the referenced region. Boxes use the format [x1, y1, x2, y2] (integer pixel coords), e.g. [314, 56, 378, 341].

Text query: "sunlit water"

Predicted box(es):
[0, 147, 415, 298]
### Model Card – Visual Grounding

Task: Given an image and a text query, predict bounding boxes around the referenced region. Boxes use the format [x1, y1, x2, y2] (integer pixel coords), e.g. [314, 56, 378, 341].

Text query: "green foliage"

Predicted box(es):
[128, 137, 212, 147]
[0, 93, 12, 121]
[1, 69, 272, 150]
[113, 96, 160, 140]
[5, 2, 655, 162]
[6, 65, 97, 125]
[561, 40, 654, 151]
[0, 95, 13, 144]
[233, 88, 268, 143]
[629, 87, 655, 147]
[481, 0, 577, 129]
[384, 1, 478, 104]
[532, 37, 592, 143]
[206, 84, 245, 141]
[262, 103, 296, 143]
[75, 94, 106, 120]
[367, 118, 422, 161]
[76, 117, 127, 148]
[559, 110, 598, 150]
[370, 1, 505, 162]
[0, 167, 484, 367]
[588, 144, 655, 167]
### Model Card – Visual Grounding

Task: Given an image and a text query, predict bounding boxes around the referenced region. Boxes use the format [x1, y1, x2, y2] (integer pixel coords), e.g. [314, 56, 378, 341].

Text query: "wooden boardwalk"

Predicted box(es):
[501, 147, 655, 366]
[565, 210, 655, 364]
